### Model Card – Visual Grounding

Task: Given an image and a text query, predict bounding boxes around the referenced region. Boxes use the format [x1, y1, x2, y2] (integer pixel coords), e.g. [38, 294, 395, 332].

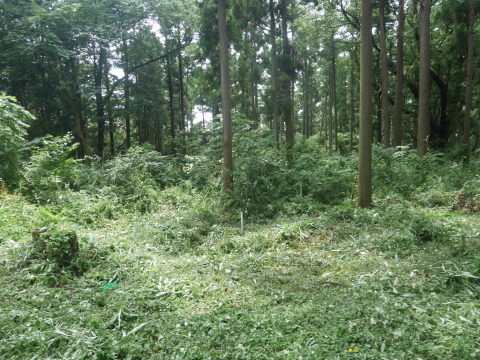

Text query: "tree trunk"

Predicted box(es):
[303, 56, 308, 137]
[94, 43, 106, 158]
[143, 105, 149, 144]
[280, 0, 294, 147]
[62, 59, 91, 157]
[349, 58, 355, 153]
[59, 87, 91, 158]
[328, 70, 334, 153]
[392, 0, 405, 147]
[136, 95, 142, 144]
[218, 0, 233, 194]
[309, 72, 314, 138]
[104, 62, 115, 156]
[379, 0, 390, 147]
[250, 31, 259, 127]
[376, 67, 382, 144]
[430, 70, 450, 148]
[417, 0, 431, 157]
[186, 70, 193, 139]
[178, 49, 186, 153]
[122, 38, 131, 149]
[156, 112, 163, 153]
[332, 33, 338, 152]
[358, 0, 373, 208]
[320, 87, 329, 146]
[202, 106, 207, 145]
[463, 0, 476, 145]
[166, 56, 176, 155]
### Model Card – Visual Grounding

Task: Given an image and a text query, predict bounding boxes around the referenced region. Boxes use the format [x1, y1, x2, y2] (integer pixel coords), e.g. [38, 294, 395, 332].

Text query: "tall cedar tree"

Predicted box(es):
[379, 0, 390, 147]
[392, 0, 405, 147]
[358, 0, 373, 208]
[218, 0, 233, 193]
[463, 0, 476, 145]
[417, 0, 431, 157]
[270, 0, 280, 149]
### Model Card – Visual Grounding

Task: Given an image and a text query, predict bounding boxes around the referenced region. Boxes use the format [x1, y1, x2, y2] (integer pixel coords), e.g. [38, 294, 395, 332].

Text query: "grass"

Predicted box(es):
[1, 189, 479, 359]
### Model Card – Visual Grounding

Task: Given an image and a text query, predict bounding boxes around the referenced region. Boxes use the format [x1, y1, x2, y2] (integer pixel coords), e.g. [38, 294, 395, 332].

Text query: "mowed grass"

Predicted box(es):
[1, 193, 479, 359]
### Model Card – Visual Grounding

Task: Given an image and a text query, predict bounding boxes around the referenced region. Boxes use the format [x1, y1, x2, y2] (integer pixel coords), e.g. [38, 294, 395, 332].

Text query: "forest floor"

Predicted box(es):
[1, 192, 479, 359]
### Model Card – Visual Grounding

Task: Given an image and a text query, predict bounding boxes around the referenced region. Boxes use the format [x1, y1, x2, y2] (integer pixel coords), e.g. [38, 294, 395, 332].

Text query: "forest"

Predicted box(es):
[1, 0, 480, 358]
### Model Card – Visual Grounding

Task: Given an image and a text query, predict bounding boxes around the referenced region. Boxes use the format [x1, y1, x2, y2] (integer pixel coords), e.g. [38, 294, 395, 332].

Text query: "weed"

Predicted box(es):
[1, 138, 480, 359]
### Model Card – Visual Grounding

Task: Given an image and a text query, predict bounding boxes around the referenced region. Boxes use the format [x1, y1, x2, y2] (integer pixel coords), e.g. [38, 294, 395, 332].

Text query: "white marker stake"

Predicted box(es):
[240, 211, 244, 233]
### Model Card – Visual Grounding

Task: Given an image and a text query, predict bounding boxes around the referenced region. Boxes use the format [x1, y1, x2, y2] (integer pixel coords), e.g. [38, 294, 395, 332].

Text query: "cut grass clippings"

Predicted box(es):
[1, 194, 479, 359]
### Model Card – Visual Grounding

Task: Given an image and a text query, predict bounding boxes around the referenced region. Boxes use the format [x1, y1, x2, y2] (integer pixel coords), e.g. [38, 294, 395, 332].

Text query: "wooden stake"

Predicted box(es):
[240, 211, 244, 233]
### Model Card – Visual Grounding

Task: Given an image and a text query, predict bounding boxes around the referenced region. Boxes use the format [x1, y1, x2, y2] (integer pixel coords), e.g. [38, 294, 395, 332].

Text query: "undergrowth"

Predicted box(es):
[0, 134, 479, 359]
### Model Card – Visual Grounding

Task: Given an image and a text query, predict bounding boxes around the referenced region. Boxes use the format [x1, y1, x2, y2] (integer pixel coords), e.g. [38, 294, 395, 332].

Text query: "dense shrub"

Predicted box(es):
[7, 224, 109, 286]
[0, 95, 33, 189]
[20, 134, 81, 203]
[231, 129, 356, 218]
[103, 146, 183, 189]
[31, 227, 79, 267]
[13, 123, 480, 222]
[372, 145, 480, 200]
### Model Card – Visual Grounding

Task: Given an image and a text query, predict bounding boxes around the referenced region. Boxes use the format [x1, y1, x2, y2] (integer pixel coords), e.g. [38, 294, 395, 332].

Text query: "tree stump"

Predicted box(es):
[32, 227, 79, 266]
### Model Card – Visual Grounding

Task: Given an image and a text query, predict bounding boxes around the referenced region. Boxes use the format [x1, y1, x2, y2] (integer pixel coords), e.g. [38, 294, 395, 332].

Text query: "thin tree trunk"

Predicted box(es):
[178, 49, 186, 153]
[417, 0, 431, 157]
[306, 59, 312, 137]
[463, 0, 475, 145]
[307, 58, 312, 138]
[303, 56, 307, 137]
[291, 69, 296, 135]
[186, 70, 193, 139]
[251, 31, 258, 127]
[392, 0, 405, 147]
[349, 59, 355, 153]
[218, 0, 233, 193]
[122, 38, 131, 149]
[328, 70, 334, 153]
[332, 33, 338, 152]
[136, 97, 142, 144]
[320, 88, 329, 146]
[358, 0, 373, 208]
[67, 58, 91, 157]
[60, 86, 92, 158]
[280, 0, 294, 147]
[269, 0, 280, 149]
[380, 0, 390, 147]
[95, 44, 106, 158]
[105, 62, 115, 156]
[376, 72, 382, 143]
[166, 56, 176, 155]
[143, 105, 149, 143]
[202, 106, 207, 145]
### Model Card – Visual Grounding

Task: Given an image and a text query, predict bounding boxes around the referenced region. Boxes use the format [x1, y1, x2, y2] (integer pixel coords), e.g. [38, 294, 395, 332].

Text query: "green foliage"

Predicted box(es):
[2, 0, 480, 356]
[2, 118, 480, 360]
[30, 227, 79, 267]
[20, 133, 80, 203]
[232, 126, 287, 217]
[13, 234, 107, 287]
[1, 189, 479, 359]
[290, 136, 356, 205]
[385, 205, 449, 243]
[373, 145, 480, 202]
[104, 146, 183, 190]
[460, 177, 480, 201]
[455, 177, 480, 212]
[0, 95, 33, 189]
[231, 124, 356, 218]
[128, 184, 222, 253]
